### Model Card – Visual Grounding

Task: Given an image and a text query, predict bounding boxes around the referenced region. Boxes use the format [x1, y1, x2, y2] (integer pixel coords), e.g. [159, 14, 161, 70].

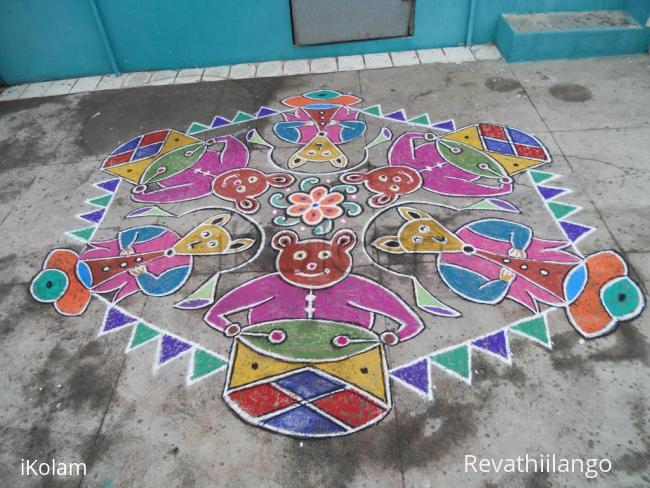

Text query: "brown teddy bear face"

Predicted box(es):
[271, 229, 356, 289]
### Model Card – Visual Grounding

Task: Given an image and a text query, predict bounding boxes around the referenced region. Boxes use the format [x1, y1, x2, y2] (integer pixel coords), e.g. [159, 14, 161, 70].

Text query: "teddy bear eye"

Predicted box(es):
[390, 185, 399, 191]
[378, 175, 388, 182]
[248, 176, 258, 183]
[208, 240, 219, 247]
[318, 250, 331, 259]
[236, 186, 246, 193]
[419, 225, 430, 233]
[412, 236, 423, 244]
[323, 151, 331, 156]
[201, 231, 211, 238]
[293, 251, 307, 260]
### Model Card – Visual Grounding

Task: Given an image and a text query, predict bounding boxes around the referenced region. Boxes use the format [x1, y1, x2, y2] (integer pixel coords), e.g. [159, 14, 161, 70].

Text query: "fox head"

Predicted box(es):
[173, 214, 255, 255]
[372, 206, 466, 254]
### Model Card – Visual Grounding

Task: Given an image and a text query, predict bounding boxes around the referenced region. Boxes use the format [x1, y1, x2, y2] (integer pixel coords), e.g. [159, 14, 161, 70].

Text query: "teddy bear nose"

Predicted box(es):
[306, 262, 317, 271]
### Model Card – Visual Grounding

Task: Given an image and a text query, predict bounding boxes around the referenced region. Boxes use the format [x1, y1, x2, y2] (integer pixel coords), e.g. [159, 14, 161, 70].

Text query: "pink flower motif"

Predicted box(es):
[287, 186, 344, 225]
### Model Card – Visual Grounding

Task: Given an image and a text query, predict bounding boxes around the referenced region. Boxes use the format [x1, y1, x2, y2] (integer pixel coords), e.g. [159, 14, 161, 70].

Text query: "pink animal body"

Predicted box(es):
[204, 273, 423, 342]
[131, 135, 249, 203]
[388, 132, 513, 197]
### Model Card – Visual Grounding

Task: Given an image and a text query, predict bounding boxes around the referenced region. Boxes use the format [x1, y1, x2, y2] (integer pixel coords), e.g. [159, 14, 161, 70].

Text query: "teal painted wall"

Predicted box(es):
[0, 0, 114, 83]
[1, 0, 649, 84]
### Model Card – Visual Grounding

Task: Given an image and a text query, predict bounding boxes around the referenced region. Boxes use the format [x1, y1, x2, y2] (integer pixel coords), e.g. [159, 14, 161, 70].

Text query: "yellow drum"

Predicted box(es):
[224, 319, 391, 437]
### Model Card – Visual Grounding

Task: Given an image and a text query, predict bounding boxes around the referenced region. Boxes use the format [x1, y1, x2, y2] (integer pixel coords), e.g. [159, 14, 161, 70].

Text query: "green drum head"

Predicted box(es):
[437, 139, 506, 178]
[239, 320, 380, 362]
[30, 268, 69, 303]
[140, 142, 207, 184]
[602, 277, 643, 320]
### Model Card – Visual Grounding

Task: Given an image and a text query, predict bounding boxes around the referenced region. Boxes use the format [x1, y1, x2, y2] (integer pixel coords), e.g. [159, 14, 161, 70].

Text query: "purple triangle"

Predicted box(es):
[159, 335, 192, 364]
[102, 307, 137, 333]
[211, 116, 231, 128]
[96, 179, 120, 193]
[560, 221, 593, 242]
[257, 106, 277, 118]
[472, 330, 509, 359]
[79, 208, 105, 224]
[390, 359, 430, 396]
[537, 186, 566, 200]
[385, 110, 407, 121]
[432, 119, 456, 132]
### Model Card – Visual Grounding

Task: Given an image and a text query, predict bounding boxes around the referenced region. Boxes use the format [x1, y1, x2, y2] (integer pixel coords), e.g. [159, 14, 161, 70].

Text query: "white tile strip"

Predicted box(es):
[337, 55, 365, 71]
[229, 63, 256, 79]
[0, 84, 28, 101]
[69, 76, 102, 93]
[310, 57, 337, 74]
[417, 48, 448, 64]
[174, 68, 205, 84]
[471, 44, 502, 61]
[255, 61, 282, 78]
[390, 50, 420, 67]
[1, 45, 501, 102]
[443, 46, 476, 63]
[363, 53, 393, 69]
[147, 70, 178, 86]
[283, 59, 310, 76]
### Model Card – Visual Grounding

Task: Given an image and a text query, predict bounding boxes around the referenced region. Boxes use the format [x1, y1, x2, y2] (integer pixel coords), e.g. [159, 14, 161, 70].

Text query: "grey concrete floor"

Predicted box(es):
[0, 54, 649, 488]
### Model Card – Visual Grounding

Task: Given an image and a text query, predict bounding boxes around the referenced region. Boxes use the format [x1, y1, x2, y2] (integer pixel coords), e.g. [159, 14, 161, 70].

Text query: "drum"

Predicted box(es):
[223, 319, 391, 438]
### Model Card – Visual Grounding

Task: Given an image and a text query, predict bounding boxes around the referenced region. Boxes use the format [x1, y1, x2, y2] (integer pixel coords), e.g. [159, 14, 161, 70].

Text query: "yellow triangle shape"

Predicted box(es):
[486, 151, 549, 175]
[442, 125, 483, 149]
[289, 135, 347, 168]
[103, 158, 157, 183]
[160, 131, 199, 152]
[228, 340, 303, 389]
[315, 346, 387, 403]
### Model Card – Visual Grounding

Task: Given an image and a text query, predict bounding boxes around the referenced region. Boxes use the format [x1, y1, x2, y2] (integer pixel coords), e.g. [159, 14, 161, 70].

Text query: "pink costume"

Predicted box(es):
[205, 273, 424, 341]
[131, 135, 249, 203]
[388, 132, 513, 197]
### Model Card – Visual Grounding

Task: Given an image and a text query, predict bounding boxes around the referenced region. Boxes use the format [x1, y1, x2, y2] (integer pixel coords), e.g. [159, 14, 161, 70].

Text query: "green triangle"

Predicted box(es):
[547, 201, 577, 220]
[412, 277, 459, 317]
[128, 322, 160, 351]
[510, 316, 550, 347]
[530, 170, 555, 184]
[408, 113, 431, 126]
[190, 349, 227, 382]
[187, 122, 210, 135]
[361, 105, 382, 117]
[431, 344, 471, 381]
[231, 111, 255, 123]
[67, 226, 95, 243]
[88, 194, 112, 208]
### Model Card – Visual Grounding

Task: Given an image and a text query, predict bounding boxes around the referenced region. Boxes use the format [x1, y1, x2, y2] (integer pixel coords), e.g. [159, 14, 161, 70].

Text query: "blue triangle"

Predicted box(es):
[95, 179, 120, 193]
[79, 208, 105, 224]
[537, 186, 566, 200]
[472, 330, 509, 360]
[257, 106, 278, 118]
[560, 221, 593, 242]
[211, 116, 231, 128]
[432, 119, 456, 132]
[385, 110, 407, 121]
[102, 307, 137, 334]
[159, 335, 192, 365]
[390, 359, 431, 398]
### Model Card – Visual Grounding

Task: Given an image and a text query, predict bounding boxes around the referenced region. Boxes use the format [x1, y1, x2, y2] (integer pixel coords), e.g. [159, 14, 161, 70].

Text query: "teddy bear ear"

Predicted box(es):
[236, 197, 260, 214]
[331, 228, 357, 251]
[339, 172, 366, 184]
[369, 193, 397, 208]
[271, 230, 299, 250]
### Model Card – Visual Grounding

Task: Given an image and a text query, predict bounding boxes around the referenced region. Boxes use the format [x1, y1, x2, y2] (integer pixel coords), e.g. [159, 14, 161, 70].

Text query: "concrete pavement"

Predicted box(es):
[0, 54, 649, 487]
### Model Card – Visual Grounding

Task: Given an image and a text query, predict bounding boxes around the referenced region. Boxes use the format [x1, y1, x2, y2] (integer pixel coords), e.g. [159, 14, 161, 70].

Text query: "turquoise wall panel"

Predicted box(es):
[96, 0, 468, 71]
[0, 0, 114, 84]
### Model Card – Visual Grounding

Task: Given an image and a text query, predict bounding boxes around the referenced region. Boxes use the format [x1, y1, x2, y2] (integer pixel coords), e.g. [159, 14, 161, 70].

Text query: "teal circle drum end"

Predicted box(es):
[30, 268, 69, 303]
[601, 277, 644, 320]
